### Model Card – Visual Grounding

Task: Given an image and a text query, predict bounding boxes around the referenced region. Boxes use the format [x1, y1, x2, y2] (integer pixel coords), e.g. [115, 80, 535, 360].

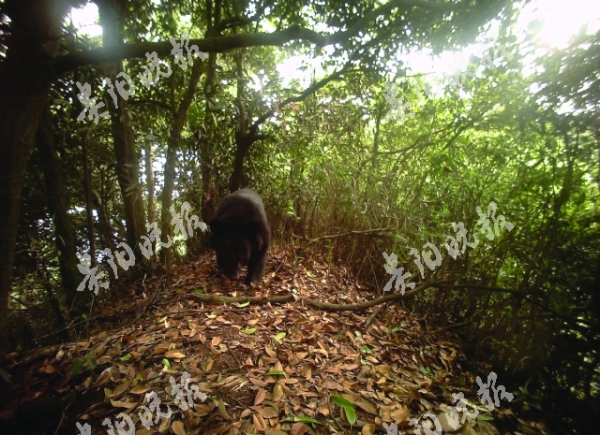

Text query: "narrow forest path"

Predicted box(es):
[0, 248, 548, 435]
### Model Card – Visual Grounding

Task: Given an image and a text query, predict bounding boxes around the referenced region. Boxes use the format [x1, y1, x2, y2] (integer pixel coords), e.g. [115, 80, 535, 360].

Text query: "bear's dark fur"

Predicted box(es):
[209, 188, 270, 285]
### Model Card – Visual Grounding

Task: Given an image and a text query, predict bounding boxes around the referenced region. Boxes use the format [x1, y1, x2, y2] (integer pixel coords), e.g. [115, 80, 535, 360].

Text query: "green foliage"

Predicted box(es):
[332, 395, 357, 426]
[11, 0, 599, 431]
[69, 355, 97, 378]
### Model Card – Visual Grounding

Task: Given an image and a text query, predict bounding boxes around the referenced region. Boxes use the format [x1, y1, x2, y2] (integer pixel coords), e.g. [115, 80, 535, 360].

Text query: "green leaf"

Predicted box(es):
[293, 416, 321, 425]
[134, 373, 144, 382]
[70, 357, 85, 378]
[332, 395, 354, 407]
[332, 395, 357, 426]
[344, 405, 357, 425]
[85, 356, 98, 370]
[241, 328, 257, 334]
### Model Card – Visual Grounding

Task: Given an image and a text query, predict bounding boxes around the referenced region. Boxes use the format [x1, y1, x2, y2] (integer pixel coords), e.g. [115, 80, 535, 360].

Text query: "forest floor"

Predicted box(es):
[0, 247, 550, 435]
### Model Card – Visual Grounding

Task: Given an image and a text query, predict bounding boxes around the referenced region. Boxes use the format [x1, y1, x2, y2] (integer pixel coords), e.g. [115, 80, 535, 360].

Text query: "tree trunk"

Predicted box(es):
[200, 135, 216, 223]
[36, 105, 88, 316]
[230, 132, 253, 192]
[145, 138, 155, 223]
[97, 0, 146, 255]
[159, 59, 205, 263]
[0, 0, 70, 353]
[199, 0, 220, 223]
[82, 132, 98, 265]
[229, 49, 265, 192]
[92, 190, 117, 253]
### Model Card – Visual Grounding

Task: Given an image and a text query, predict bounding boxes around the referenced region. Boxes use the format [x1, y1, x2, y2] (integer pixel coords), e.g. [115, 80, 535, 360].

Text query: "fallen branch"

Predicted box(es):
[189, 279, 456, 312]
[365, 304, 387, 329]
[305, 227, 395, 244]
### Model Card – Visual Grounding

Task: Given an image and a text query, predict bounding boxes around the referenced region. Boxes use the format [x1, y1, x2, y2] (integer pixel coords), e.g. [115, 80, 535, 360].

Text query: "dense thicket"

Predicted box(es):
[1, 0, 598, 433]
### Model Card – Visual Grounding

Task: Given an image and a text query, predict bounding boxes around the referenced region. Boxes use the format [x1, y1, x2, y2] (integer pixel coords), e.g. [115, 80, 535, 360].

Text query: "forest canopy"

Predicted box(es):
[0, 0, 599, 433]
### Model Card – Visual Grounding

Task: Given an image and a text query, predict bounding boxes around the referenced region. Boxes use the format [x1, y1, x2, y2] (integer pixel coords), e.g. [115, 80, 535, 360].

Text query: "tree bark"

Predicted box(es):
[36, 105, 88, 316]
[144, 138, 155, 224]
[82, 132, 98, 265]
[199, 0, 220, 223]
[97, 0, 146, 256]
[230, 49, 250, 193]
[0, 0, 70, 353]
[159, 58, 205, 263]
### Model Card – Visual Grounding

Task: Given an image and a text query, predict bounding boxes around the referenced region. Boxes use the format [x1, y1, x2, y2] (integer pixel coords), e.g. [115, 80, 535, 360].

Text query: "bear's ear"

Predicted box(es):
[209, 218, 223, 234]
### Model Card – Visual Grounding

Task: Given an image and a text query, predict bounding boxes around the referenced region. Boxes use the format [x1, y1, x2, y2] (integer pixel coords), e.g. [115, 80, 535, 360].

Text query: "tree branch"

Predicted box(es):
[189, 279, 456, 311]
[302, 227, 395, 244]
[54, 0, 465, 74]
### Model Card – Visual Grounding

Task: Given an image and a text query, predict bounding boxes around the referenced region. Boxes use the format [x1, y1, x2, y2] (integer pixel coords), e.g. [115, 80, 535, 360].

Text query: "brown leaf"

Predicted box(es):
[317, 406, 330, 417]
[249, 377, 268, 387]
[194, 404, 212, 416]
[291, 422, 308, 435]
[322, 378, 343, 391]
[166, 350, 186, 359]
[97, 355, 112, 364]
[253, 413, 267, 431]
[272, 383, 284, 402]
[110, 379, 130, 398]
[355, 399, 378, 415]
[390, 407, 410, 423]
[255, 389, 267, 405]
[361, 423, 375, 435]
[95, 367, 116, 386]
[172, 420, 186, 435]
[109, 398, 137, 409]
[300, 365, 312, 379]
[259, 406, 279, 419]
[130, 384, 149, 395]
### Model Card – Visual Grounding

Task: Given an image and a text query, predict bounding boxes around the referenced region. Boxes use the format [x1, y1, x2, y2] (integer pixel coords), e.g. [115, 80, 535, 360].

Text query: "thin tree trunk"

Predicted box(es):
[98, 0, 146, 255]
[36, 105, 87, 316]
[230, 133, 253, 192]
[0, 0, 70, 352]
[145, 138, 155, 223]
[159, 56, 205, 263]
[92, 190, 117, 253]
[82, 130, 97, 265]
[230, 50, 248, 193]
[199, 0, 219, 223]
[230, 50, 262, 193]
[40, 258, 71, 343]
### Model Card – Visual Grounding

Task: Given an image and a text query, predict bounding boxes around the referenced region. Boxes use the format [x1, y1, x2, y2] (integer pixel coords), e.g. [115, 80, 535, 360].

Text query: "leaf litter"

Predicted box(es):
[0, 248, 549, 435]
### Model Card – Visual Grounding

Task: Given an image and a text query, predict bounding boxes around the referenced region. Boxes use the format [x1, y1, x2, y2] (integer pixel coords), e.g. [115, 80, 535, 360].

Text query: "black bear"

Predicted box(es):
[209, 188, 270, 286]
